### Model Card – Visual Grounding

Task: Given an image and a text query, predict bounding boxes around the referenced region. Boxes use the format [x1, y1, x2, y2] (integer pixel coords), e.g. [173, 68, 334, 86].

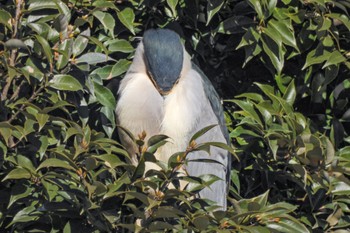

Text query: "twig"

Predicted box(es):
[1, 0, 23, 101]
[10, 80, 25, 101]
[7, 84, 45, 123]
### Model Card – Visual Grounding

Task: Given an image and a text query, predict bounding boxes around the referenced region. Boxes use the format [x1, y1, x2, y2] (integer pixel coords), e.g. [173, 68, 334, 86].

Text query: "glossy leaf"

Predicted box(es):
[49, 75, 83, 91]
[93, 81, 116, 109]
[117, 8, 135, 35]
[73, 35, 89, 57]
[108, 39, 134, 53]
[76, 52, 114, 64]
[5, 39, 27, 50]
[36, 158, 76, 171]
[166, 0, 178, 17]
[93, 11, 115, 37]
[2, 168, 31, 181]
[206, 0, 224, 25]
[35, 35, 53, 65]
[0, 9, 12, 30]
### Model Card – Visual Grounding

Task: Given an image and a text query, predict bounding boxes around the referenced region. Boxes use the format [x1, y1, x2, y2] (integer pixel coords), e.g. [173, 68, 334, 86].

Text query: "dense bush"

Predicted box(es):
[0, 0, 349, 232]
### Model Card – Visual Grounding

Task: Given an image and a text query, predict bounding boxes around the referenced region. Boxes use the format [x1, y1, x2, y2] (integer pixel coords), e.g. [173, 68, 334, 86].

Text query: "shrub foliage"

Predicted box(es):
[0, 0, 349, 232]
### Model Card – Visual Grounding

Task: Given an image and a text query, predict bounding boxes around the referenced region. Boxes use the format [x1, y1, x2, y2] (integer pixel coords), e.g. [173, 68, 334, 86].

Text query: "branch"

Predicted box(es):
[1, 0, 23, 101]
[10, 80, 25, 101]
[7, 85, 45, 123]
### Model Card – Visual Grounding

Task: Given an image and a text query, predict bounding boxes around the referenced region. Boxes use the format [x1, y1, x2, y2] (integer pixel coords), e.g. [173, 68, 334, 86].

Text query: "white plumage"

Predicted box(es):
[116, 29, 230, 209]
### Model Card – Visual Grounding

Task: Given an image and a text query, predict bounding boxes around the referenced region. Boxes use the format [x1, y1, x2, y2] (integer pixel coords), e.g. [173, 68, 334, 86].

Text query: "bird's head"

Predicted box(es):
[142, 29, 184, 95]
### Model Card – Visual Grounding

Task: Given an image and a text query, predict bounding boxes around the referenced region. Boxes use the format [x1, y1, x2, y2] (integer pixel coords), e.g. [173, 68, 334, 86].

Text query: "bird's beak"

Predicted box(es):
[147, 70, 179, 96]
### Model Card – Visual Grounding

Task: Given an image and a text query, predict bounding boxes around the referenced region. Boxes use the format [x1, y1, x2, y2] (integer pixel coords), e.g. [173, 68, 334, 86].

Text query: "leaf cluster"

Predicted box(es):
[0, 0, 349, 232]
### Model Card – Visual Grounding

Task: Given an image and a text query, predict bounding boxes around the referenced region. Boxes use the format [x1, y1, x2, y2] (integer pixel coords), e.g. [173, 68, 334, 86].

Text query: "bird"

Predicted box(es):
[115, 28, 231, 210]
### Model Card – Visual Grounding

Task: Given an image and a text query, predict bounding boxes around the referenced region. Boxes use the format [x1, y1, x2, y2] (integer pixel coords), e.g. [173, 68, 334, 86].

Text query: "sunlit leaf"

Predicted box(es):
[35, 35, 53, 65]
[117, 8, 135, 35]
[93, 11, 115, 37]
[76, 52, 115, 64]
[2, 168, 31, 181]
[49, 74, 83, 91]
[93, 81, 116, 109]
[36, 158, 76, 171]
[206, 0, 224, 25]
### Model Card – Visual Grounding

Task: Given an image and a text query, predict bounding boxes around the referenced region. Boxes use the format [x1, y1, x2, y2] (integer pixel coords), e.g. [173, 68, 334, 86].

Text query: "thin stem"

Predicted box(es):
[7, 85, 45, 123]
[10, 80, 25, 101]
[1, 0, 23, 101]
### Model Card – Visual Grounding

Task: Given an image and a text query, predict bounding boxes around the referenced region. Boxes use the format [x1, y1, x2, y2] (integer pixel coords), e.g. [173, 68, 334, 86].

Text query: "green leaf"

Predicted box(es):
[283, 80, 296, 105]
[265, 216, 310, 233]
[124, 191, 150, 205]
[328, 13, 350, 31]
[253, 190, 269, 207]
[0, 9, 12, 30]
[95, 154, 124, 168]
[193, 216, 210, 230]
[166, 0, 178, 17]
[17, 154, 36, 172]
[36, 158, 76, 171]
[2, 168, 31, 181]
[7, 206, 40, 227]
[236, 27, 262, 67]
[248, 0, 264, 20]
[56, 0, 71, 22]
[53, 14, 68, 34]
[190, 125, 217, 142]
[186, 173, 221, 192]
[28, 0, 56, 11]
[302, 46, 330, 69]
[92, 11, 115, 37]
[87, 36, 109, 56]
[198, 141, 238, 160]
[148, 221, 175, 231]
[91, 65, 113, 80]
[76, 52, 114, 64]
[8, 184, 34, 208]
[5, 39, 27, 50]
[91, 61, 130, 80]
[261, 32, 285, 74]
[0, 123, 13, 147]
[117, 8, 135, 35]
[35, 35, 53, 65]
[268, 19, 298, 51]
[38, 136, 49, 160]
[101, 106, 116, 137]
[153, 206, 185, 218]
[49, 74, 83, 91]
[56, 39, 72, 70]
[132, 156, 145, 180]
[111, 59, 131, 78]
[36, 113, 49, 131]
[323, 50, 347, 68]
[108, 39, 134, 53]
[73, 35, 89, 57]
[93, 81, 116, 109]
[206, 0, 224, 25]
[232, 99, 262, 125]
[216, 16, 254, 34]
[147, 135, 169, 153]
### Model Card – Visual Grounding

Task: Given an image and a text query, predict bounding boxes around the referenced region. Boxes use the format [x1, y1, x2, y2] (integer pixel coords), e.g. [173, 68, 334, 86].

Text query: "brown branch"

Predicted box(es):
[7, 85, 46, 123]
[1, 0, 23, 101]
[12, 0, 23, 39]
[10, 80, 25, 101]
[1, 77, 12, 101]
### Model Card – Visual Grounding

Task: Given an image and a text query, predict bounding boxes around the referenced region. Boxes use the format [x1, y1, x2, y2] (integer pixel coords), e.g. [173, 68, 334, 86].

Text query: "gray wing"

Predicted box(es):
[188, 63, 231, 209]
[192, 63, 229, 143]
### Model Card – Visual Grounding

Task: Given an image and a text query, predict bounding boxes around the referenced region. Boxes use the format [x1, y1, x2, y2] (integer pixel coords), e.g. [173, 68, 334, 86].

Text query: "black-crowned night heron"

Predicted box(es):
[116, 28, 230, 210]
